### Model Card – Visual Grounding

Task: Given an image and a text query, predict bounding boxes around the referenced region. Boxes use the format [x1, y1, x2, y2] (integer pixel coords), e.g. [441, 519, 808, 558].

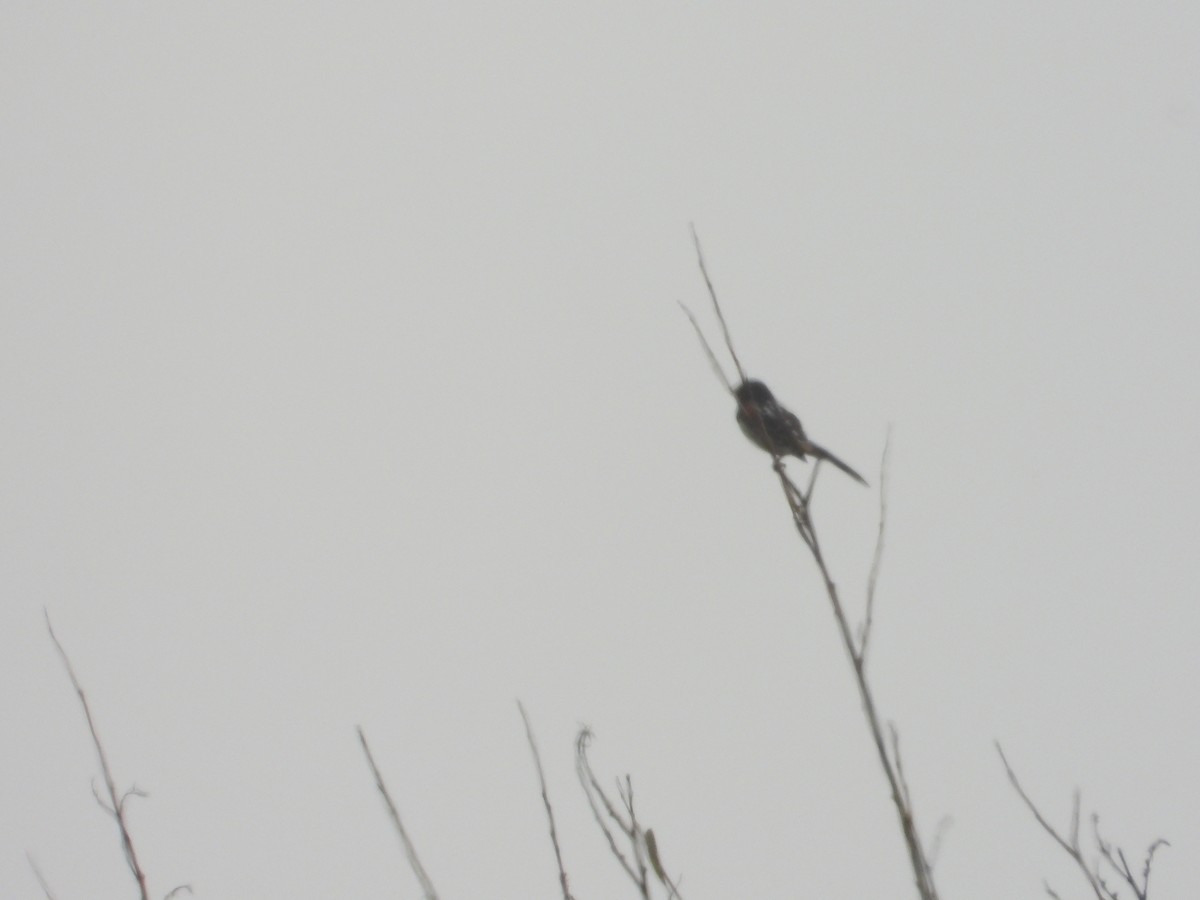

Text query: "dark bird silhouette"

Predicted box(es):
[734, 379, 867, 486]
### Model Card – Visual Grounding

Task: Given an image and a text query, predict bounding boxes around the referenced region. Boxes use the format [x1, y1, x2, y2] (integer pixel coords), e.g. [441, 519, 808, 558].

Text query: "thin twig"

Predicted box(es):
[926, 816, 953, 871]
[1070, 791, 1082, 850]
[26, 853, 57, 900]
[618, 776, 650, 896]
[577, 731, 686, 900]
[888, 723, 913, 811]
[45, 611, 150, 900]
[779, 465, 818, 551]
[802, 457, 822, 506]
[1141, 839, 1170, 898]
[995, 744, 1106, 900]
[779, 462, 937, 900]
[1093, 817, 1169, 900]
[357, 727, 439, 900]
[518, 702, 574, 900]
[678, 301, 734, 394]
[575, 729, 641, 890]
[690, 225, 746, 385]
[859, 428, 892, 662]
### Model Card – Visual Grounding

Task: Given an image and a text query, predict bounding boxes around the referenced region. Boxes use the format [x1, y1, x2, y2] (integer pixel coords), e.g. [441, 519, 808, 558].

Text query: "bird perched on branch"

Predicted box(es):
[734, 379, 867, 486]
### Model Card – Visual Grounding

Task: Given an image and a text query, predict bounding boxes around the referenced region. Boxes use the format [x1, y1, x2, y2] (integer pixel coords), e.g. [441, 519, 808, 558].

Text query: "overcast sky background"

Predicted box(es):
[2, 3, 1198, 898]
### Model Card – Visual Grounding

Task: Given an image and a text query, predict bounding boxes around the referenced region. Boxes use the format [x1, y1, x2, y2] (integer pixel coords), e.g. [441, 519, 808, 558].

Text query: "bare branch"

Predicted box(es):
[120, 784, 149, 811]
[46, 611, 150, 900]
[859, 428, 892, 662]
[618, 776, 650, 896]
[773, 445, 937, 900]
[1115, 855, 1136, 895]
[690, 224, 746, 385]
[779, 464, 818, 552]
[1004, 765, 1171, 900]
[888, 723, 913, 811]
[802, 457, 823, 506]
[91, 778, 115, 815]
[26, 853, 57, 900]
[357, 727, 439, 900]
[1141, 839, 1170, 897]
[575, 729, 642, 891]
[518, 702, 575, 900]
[678, 301, 734, 394]
[995, 744, 1106, 900]
[1092, 816, 1169, 900]
[1070, 790, 1082, 850]
[926, 816, 953, 871]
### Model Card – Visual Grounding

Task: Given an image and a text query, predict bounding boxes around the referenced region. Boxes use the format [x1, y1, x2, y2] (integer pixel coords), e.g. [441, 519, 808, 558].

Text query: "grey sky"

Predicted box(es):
[2, 3, 1198, 898]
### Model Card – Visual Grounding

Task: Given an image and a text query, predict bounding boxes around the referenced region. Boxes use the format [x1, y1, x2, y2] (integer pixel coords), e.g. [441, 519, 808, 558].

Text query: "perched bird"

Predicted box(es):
[734, 379, 867, 485]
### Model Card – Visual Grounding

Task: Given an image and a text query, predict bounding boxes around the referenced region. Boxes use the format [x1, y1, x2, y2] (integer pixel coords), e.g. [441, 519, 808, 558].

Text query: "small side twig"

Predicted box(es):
[1093, 816, 1169, 900]
[859, 429, 892, 662]
[26, 853, 58, 900]
[996, 743, 1168, 900]
[678, 301, 734, 394]
[576, 728, 686, 900]
[575, 729, 642, 893]
[888, 723, 913, 811]
[926, 816, 954, 871]
[617, 776, 650, 894]
[690, 224, 746, 386]
[518, 702, 574, 900]
[46, 611, 151, 900]
[996, 744, 1102, 900]
[357, 727, 439, 900]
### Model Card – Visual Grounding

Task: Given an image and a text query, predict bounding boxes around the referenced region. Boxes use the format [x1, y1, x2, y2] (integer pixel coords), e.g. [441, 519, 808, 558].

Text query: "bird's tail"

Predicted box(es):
[801, 441, 869, 486]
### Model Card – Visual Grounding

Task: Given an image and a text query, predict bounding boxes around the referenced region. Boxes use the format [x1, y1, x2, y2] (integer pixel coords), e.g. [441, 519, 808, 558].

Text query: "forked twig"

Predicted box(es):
[997, 744, 1101, 900]
[576, 729, 642, 892]
[518, 702, 575, 900]
[1093, 814, 1169, 900]
[765, 391, 934, 899]
[996, 744, 1167, 900]
[357, 727, 439, 900]
[576, 728, 686, 899]
[45, 612, 151, 900]
[683, 227, 813, 500]
[685, 248, 937, 900]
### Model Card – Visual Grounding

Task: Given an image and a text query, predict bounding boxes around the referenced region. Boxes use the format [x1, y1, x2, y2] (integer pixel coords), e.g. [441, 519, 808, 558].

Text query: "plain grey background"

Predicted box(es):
[2, 3, 1197, 898]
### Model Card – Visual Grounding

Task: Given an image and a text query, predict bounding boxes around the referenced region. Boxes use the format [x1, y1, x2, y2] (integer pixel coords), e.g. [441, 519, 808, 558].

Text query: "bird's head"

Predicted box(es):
[734, 379, 775, 406]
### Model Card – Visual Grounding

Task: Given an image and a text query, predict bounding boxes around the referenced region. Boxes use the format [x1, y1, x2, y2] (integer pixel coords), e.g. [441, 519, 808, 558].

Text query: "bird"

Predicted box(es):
[734, 379, 867, 486]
